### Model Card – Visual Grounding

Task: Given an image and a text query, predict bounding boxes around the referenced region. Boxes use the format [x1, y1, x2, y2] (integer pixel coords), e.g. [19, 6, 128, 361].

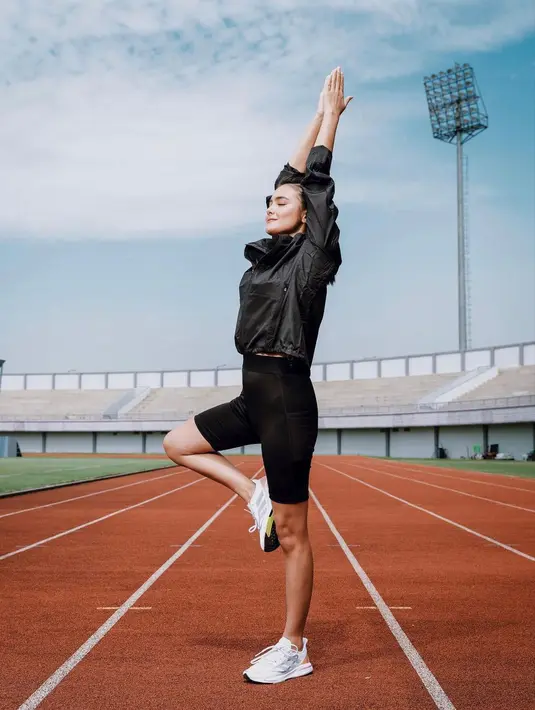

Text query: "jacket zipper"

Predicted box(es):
[238, 263, 256, 347]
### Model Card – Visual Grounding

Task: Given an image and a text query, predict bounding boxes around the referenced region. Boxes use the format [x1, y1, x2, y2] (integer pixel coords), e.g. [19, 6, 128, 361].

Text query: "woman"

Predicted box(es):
[163, 67, 352, 684]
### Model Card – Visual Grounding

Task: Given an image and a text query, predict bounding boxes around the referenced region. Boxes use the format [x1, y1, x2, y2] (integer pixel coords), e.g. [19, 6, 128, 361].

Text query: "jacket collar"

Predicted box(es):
[244, 234, 303, 265]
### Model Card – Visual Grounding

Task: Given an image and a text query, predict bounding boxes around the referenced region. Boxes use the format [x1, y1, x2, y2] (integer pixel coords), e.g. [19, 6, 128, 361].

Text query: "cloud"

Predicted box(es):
[0, 0, 533, 239]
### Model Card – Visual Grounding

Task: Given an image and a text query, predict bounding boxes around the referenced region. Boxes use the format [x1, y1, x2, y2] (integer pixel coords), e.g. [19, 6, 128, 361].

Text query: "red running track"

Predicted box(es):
[0, 456, 533, 709]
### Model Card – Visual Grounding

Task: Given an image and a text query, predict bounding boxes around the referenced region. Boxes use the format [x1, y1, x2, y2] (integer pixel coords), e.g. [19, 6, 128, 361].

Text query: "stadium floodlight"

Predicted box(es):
[423, 63, 488, 353]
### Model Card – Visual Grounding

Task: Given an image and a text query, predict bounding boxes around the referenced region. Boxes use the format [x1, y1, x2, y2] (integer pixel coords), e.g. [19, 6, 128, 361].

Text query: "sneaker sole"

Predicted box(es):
[244, 662, 313, 684]
[258, 478, 280, 553]
[262, 512, 280, 553]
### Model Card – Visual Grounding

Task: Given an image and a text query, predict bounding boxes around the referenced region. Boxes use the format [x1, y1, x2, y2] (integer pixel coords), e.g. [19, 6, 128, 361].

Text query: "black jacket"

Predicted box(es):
[234, 145, 342, 366]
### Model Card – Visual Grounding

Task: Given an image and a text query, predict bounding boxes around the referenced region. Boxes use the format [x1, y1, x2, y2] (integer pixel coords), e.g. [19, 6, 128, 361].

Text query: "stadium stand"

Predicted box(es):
[0, 389, 129, 419]
[312, 373, 457, 409]
[131, 385, 242, 419]
[125, 373, 458, 419]
[0, 367, 533, 421]
[456, 365, 535, 400]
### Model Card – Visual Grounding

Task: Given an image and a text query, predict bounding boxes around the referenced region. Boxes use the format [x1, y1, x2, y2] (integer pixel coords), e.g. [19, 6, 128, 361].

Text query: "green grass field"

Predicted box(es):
[391, 458, 535, 479]
[0, 457, 176, 495]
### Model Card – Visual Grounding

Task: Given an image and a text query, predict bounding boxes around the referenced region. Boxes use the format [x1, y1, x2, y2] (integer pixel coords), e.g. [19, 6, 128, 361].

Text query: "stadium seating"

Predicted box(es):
[0, 367, 532, 421]
[313, 373, 457, 410]
[129, 385, 242, 419]
[456, 365, 535, 400]
[126, 372, 458, 419]
[0, 389, 129, 419]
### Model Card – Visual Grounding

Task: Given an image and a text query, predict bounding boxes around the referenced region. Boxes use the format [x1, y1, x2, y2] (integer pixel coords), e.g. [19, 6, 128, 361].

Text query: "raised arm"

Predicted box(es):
[273, 68, 351, 191]
[273, 97, 324, 190]
[300, 68, 352, 255]
[287, 96, 324, 173]
[315, 67, 352, 152]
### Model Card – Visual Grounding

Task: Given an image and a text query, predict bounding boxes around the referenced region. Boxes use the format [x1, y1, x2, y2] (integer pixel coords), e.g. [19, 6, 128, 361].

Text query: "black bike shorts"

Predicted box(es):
[194, 353, 318, 504]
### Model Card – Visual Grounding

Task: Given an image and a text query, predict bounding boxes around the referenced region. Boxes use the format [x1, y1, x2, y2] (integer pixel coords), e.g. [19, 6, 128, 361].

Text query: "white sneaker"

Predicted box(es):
[243, 637, 313, 684]
[246, 478, 279, 553]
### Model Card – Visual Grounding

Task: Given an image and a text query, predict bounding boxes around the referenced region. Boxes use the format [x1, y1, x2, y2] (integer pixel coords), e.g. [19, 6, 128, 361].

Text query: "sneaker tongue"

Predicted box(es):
[277, 637, 293, 649]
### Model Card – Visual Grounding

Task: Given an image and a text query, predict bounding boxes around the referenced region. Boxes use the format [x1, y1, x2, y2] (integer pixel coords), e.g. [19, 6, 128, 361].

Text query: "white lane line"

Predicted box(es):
[355, 606, 412, 610]
[17, 466, 264, 710]
[311, 489, 456, 710]
[346, 462, 535, 514]
[319, 463, 535, 563]
[377, 460, 535, 493]
[0, 477, 204, 562]
[96, 607, 152, 611]
[0, 469, 188, 519]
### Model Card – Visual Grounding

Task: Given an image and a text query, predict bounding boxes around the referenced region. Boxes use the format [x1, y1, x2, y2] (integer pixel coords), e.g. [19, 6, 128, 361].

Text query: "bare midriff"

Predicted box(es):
[256, 353, 285, 358]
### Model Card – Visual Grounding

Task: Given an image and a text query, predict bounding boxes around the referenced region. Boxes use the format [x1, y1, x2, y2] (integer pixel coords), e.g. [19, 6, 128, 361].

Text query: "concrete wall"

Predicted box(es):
[487, 424, 534, 459]
[6, 424, 534, 459]
[390, 428, 436, 458]
[145, 433, 166, 454]
[3, 341, 534, 391]
[15, 433, 44, 453]
[96, 433, 143, 454]
[341, 430, 386, 456]
[438, 426, 484, 459]
[46, 433, 93, 454]
[315, 430, 338, 454]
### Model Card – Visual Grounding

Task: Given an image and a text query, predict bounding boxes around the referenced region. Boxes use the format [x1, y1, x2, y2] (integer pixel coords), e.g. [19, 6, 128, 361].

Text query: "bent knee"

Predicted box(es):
[163, 418, 213, 458]
[163, 421, 194, 458]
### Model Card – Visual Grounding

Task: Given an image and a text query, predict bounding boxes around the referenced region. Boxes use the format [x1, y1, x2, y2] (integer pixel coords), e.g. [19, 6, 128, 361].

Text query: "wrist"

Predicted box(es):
[323, 108, 341, 119]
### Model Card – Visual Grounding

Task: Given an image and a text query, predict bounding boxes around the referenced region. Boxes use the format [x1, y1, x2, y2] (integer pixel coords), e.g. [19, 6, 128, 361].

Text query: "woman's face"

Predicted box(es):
[265, 184, 306, 237]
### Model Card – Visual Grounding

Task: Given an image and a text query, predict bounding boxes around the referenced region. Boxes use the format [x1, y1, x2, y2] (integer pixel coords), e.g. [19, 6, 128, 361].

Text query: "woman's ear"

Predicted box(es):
[302, 210, 307, 224]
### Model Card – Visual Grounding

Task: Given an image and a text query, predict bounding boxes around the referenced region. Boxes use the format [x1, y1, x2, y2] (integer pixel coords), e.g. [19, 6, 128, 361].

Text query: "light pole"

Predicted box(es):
[423, 63, 488, 353]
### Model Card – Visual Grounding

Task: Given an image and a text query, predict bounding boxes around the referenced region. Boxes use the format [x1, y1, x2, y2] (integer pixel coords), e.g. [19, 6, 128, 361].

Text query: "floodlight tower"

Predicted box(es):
[423, 63, 488, 353]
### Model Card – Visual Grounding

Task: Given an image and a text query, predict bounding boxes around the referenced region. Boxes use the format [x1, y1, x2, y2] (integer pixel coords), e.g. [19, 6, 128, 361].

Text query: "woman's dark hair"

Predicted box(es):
[291, 183, 307, 212]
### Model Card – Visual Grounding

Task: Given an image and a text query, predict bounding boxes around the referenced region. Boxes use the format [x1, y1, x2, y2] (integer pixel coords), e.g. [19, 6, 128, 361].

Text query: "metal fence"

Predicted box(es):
[0, 394, 534, 422]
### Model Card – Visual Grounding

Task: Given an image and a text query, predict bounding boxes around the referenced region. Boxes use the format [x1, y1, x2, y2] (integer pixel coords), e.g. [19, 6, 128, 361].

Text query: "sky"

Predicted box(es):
[1, 0, 534, 375]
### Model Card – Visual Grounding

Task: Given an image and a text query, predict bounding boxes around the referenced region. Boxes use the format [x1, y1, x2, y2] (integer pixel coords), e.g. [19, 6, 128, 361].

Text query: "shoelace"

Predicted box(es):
[245, 506, 259, 534]
[250, 643, 299, 668]
[245, 482, 261, 533]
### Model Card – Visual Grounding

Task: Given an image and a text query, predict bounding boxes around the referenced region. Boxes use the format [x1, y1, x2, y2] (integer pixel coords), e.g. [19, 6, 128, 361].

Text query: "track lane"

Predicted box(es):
[0, 458, 251, 516]
[313, 459, 535, 709]
[32, 466, 440, 710]
[0, 465, 186, 515]
[0, 468, 189, 520]
[367, 457, 535, 490]
[346, 461, 535, 513]
[0, 468, 212, 556]
[0, 463, 258, 709]
[335, 461, 535, 559]
[375, 458, 535, 498]
[4, 455, 534, 708]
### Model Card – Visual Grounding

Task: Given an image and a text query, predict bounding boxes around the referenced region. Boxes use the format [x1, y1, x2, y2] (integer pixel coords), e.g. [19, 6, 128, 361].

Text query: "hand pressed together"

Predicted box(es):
[320, 67, 353, 117]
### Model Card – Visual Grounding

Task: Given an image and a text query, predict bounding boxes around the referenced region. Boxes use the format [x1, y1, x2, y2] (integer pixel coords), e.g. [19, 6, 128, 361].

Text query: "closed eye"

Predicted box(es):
[266, 196, 288, 208]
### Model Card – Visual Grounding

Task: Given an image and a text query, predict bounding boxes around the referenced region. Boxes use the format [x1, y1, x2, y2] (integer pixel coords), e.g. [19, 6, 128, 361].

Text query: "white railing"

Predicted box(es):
[1, 341, 534, 392]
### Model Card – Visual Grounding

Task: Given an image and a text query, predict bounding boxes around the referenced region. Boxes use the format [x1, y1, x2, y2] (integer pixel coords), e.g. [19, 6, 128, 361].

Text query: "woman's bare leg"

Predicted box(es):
[163, 418, 255, 502]
[272, 499, 313, 658]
